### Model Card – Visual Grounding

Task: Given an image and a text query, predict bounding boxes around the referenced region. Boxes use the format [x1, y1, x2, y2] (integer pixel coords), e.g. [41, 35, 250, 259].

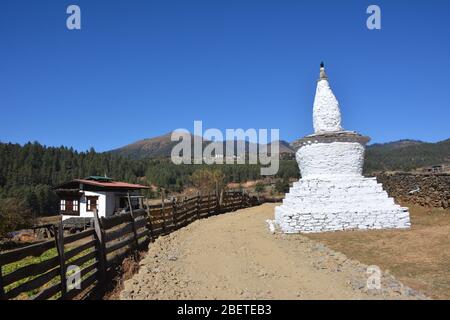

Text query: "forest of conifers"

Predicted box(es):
[0, 141, 298, 218]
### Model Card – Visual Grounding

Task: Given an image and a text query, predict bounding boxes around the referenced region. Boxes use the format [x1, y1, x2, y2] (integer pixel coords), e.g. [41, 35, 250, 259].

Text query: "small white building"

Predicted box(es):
[54, 176, 150, 221]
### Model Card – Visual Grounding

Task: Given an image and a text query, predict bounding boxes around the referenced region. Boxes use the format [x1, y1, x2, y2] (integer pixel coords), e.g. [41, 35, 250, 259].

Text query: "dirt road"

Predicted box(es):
[120, 203, 425, 300]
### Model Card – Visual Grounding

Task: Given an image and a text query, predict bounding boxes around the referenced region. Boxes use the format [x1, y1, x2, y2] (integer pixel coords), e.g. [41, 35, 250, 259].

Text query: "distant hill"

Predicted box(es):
[109, 132, 191, 159]
[109, 132, 295, 159]
[368, 139, 425, 151]
[364, 138, 450, 173]
[277, 140, 296, 155]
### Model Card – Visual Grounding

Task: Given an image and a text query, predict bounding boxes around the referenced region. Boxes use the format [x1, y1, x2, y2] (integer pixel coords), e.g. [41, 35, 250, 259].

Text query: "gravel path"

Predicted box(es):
[120, 203, 426, 300]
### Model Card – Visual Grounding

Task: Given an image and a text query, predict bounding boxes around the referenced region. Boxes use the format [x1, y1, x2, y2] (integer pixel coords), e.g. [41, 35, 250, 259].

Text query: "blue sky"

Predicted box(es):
[0, 0, 449, 152]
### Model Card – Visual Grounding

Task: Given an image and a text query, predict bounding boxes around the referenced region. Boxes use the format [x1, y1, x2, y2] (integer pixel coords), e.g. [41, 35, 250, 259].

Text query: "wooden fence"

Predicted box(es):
[0, 190, 261, 300]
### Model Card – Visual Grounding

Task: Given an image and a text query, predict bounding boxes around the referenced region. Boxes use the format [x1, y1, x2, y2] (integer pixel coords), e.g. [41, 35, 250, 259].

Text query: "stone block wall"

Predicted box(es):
[375, 173, 450, 208]
[275, 176, 410, 233]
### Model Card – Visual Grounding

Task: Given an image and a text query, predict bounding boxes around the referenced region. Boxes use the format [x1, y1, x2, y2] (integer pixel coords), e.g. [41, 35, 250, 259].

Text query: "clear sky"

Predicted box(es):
[1, 0, 449, 152]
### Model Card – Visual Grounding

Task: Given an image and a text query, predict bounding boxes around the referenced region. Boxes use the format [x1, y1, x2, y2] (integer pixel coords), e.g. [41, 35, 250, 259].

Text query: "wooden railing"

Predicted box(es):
[0, 190, 261, 300]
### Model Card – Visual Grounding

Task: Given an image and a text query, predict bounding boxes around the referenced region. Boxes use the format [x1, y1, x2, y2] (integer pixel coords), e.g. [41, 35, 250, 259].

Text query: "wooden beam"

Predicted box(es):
[101, 213, 130, 230]
[32, 282, 61, 300]
[55, 223, 67, 298]
[161, 191, 166, 234]
[196, 192, 201, 219]
[0, 264, 5, 300]
[105, 237, 135, 255]
[63, 228, 95, 245]
[2, 256, 59, 287]
[0, 239, 55, 266]
[145, 199, 154, 240]
[65, 239, 96, 261]
[128, 192, 139, 249]
[172, 198, 177, 229]
[104, 223, 133, 243]
[5, 267, 60, 300]
[93, 209, 107, 282]
[67, 251, 97, 269]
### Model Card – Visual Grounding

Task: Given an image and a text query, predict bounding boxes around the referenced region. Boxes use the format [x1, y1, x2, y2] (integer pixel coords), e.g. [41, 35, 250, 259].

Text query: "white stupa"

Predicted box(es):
[274, 63, 411, 233]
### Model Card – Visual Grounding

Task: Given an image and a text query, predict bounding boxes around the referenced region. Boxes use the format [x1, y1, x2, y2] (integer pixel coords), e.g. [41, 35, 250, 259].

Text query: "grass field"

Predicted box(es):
[306, 203, 450, 299]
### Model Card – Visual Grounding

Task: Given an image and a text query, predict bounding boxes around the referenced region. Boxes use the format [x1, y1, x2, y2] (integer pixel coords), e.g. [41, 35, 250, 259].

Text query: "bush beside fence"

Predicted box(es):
[0, 190, 261, 300]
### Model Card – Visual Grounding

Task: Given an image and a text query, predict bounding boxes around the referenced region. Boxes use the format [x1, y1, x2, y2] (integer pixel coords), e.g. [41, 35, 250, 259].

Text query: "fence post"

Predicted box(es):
[127, 193, 134, 217]
[215, 190, 220, 215]
[171, 198, 178, 229]
[196, 192, 201, 219]
[128, 194, 139, 249]
[93, 209, 107, 282]
[219, 189, 224, 214]
[0, 264, 5, 300]
[130, 211, 139, 249]
[161, 191, 166, 234]
[145, 200, 154, 240]
[54, 223, 67, 298]
[207, 192, 211, 216]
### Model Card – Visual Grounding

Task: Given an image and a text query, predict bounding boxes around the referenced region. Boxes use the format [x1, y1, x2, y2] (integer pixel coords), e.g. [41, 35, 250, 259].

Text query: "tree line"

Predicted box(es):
[364, 139, 450, 173]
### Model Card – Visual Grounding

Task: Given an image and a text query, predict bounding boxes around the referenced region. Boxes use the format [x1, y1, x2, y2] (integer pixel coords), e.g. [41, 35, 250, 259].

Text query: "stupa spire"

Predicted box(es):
[312, 62, 343, 133]
[319, 61, 328, 80]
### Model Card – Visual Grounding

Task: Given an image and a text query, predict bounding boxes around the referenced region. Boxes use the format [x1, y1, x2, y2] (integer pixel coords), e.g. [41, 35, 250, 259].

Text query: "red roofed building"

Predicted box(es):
[54, 176, 149, 220]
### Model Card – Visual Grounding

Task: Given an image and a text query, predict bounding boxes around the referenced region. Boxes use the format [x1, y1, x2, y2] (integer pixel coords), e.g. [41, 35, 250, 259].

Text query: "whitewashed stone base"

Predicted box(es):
[274, 176, 411, 233]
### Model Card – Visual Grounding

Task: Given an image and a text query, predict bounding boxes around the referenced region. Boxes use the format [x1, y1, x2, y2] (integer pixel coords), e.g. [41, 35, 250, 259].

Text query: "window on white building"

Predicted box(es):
[73, 200, 79, 211]
[87, 196, 99, 212]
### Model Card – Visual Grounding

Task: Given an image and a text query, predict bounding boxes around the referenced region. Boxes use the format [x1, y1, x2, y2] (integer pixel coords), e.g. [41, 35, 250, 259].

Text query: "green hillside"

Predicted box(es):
[364, 139, 450, 173]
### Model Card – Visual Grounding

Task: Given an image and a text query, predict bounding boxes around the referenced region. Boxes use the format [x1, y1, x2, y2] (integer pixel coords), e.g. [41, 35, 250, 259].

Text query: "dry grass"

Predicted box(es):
[306, 203, 450, 299]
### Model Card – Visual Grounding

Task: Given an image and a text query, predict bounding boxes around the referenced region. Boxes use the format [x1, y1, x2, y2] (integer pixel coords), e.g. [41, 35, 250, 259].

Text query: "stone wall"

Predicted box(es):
[375, 173, 450, 208]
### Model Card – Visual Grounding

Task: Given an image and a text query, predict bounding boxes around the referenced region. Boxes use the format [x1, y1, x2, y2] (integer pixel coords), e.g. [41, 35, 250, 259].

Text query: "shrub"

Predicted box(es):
[191, 169, 225, 195]
[255, 182, 265, 194]
[274, 179, 290, 194]
[0, 198, 32, 238]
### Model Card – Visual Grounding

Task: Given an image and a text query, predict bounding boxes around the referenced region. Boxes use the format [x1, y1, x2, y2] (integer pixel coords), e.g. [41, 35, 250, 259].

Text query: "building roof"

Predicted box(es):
[76, 179, 149, 189]
[54, 177, 150, 191]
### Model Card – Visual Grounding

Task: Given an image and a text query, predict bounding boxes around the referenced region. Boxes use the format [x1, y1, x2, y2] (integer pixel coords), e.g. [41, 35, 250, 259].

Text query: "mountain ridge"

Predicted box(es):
[108, 133, 450, 173]
[109, 132, 447, 155]
[108, 132, 296, 159]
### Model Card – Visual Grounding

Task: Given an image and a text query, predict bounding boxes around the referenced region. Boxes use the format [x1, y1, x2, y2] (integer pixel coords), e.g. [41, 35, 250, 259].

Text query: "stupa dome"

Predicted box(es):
[313, 63, 343, 133]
